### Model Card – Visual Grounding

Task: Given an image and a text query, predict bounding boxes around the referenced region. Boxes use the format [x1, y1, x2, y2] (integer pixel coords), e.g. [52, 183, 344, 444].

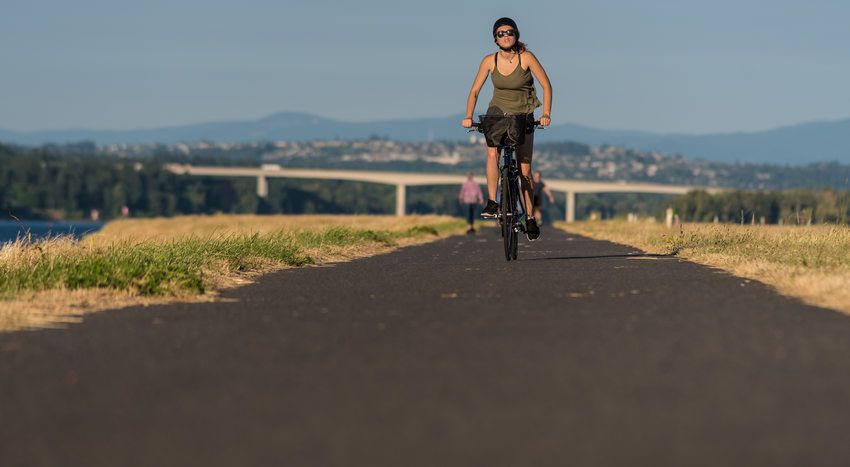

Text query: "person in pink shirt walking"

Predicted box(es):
[458, 172, 485, 234]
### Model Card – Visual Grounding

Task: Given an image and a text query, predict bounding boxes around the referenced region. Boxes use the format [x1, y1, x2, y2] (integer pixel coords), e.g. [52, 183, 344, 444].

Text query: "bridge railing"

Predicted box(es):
[164, 164, 723, 221]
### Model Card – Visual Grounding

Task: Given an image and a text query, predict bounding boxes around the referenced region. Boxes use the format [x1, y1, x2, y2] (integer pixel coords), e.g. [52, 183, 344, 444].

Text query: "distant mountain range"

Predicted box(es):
[2, 112, 849, 165]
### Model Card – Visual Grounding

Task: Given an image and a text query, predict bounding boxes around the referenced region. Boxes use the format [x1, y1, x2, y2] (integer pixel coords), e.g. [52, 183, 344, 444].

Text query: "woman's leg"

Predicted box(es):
[486, 146, 500, 201]
[516, 131, 535, 217]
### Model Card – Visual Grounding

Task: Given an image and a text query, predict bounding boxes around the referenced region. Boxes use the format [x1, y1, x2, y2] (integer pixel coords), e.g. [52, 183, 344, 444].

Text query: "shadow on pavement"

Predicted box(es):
[526, 252, 676, 261]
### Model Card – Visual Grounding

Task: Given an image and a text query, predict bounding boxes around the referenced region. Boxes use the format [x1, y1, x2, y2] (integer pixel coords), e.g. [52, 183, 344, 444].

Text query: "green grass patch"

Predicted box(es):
[0, 221, 464, 299]
[404, 225, 440, 237]
[295, 226, 397, 249]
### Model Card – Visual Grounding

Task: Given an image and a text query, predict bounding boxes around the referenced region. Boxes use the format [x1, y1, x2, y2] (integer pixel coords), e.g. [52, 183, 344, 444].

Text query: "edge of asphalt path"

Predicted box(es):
[3, 227, 850, 467]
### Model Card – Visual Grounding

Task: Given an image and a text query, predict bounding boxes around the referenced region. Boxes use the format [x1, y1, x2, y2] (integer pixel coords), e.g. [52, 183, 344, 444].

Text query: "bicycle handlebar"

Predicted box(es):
[467, 120, 545, 132]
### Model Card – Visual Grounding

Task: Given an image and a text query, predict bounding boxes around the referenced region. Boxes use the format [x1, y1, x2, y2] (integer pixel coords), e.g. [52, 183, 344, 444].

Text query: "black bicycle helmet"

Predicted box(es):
[492, 17, 520, 40]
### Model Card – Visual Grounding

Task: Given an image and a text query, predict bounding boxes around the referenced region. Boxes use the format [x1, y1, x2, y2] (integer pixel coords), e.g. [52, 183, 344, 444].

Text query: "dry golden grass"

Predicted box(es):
[90, 214, 456, 243]
[86, 213, 465, 266]
[1, 214, 465, 332]
[557, 220, 850, 315]
[1, 288, 215, 332]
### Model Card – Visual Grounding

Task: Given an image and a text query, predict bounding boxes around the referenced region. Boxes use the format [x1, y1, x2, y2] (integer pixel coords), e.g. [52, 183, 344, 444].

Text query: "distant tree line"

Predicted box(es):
[2, 143, 518, 220]
[3, 142, 850, 224]
[669, 189, 850, 225]
[0, 143, 398, 220]
[0, 142, 657, 222]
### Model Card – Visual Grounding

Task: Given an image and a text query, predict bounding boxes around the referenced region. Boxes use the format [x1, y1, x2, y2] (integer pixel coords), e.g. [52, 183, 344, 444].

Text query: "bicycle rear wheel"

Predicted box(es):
[500, 166, 514, 261]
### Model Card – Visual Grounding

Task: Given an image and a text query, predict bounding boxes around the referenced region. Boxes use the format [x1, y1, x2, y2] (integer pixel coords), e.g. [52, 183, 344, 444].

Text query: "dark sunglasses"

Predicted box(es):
[495, 30, 516, 38]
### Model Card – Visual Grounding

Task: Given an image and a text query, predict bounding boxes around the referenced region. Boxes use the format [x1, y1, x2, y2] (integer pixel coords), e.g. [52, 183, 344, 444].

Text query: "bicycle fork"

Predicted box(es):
[499, 149, 526, 232]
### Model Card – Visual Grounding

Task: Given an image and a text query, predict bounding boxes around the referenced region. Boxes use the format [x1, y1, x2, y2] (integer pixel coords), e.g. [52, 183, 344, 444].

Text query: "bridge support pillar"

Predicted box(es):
[256, 175, 268, 198]
[395, 184, 406, 216]
[565, 191, 576, 223]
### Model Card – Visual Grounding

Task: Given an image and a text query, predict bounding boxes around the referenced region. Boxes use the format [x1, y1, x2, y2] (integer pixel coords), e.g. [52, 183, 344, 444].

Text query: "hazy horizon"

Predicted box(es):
[3, 109, 850, 138]
[3, 0, 850, 134]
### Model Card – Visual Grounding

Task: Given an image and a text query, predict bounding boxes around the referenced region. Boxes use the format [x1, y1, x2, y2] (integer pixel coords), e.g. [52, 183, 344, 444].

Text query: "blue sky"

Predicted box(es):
[2, 0, 849, 133]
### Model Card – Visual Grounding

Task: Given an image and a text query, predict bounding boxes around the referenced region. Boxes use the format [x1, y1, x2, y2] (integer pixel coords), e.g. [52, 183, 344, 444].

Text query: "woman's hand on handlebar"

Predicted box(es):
[539, 114, 551, 127]
[461, 117, 474, 128]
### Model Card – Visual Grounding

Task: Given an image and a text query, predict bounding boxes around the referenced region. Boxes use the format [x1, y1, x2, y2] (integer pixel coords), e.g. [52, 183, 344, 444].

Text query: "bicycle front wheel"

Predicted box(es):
[509, 175, 519, 260]
[500, 166, 514, 261]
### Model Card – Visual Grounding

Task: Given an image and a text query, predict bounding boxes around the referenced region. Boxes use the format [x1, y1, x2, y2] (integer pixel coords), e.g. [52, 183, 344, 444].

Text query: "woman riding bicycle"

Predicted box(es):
[461, 17, 553, 240]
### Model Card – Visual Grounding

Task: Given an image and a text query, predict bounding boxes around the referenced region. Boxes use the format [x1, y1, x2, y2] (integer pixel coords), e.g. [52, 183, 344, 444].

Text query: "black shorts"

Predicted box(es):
[482, 106, 535, 148]
[487, 106, 535, 134]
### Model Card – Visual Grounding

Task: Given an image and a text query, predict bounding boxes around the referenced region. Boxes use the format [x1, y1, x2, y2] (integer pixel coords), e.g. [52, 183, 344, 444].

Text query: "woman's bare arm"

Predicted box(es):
[525, 51, 553, 126]
[462, 55, 494, 127]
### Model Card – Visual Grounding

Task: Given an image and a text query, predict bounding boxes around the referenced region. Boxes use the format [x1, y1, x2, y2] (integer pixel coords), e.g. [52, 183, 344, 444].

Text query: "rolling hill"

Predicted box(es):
[2, 112, 849, 165]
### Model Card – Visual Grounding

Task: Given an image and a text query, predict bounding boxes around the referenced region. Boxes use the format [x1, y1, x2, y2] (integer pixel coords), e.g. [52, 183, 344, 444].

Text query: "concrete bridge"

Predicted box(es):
[165, 163, 722, 222]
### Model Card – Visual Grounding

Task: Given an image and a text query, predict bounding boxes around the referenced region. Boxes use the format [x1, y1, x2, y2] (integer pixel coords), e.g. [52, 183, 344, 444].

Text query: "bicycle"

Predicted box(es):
[470, 114, 543, 261]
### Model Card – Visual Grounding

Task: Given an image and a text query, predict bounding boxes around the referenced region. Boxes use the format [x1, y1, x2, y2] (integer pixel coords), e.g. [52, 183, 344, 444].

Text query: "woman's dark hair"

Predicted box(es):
[492, 17, 528, 53]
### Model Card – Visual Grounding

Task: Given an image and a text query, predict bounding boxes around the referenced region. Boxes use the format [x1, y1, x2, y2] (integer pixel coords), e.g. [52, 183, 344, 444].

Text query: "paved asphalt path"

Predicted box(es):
[4, 227, 850, 466]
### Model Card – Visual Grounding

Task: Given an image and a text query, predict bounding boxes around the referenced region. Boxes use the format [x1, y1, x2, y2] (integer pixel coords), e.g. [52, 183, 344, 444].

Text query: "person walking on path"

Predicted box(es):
[532, 170, 556, 225]
[460, 16, 553, 240]
[458, 172, 485, 234]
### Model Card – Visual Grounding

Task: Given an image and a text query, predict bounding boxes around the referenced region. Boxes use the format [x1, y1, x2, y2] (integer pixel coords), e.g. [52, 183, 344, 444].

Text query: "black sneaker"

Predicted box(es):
[480, 200, 499, 218]
[525, 218, 540, 240]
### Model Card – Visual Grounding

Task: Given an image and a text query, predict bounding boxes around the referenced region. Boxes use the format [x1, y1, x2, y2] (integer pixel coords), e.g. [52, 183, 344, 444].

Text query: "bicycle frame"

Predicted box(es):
[469, 116, 542, 261]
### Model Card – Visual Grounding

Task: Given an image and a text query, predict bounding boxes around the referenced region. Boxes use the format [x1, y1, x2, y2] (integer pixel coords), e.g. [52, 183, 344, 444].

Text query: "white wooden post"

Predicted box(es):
[565, 191, 576, 223]
[256, 175, 268, 198]
[395, 184, 406, 216]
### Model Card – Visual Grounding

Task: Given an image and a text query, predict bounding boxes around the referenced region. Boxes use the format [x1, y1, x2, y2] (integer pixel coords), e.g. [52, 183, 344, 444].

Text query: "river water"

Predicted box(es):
[0, 220, 104, 244]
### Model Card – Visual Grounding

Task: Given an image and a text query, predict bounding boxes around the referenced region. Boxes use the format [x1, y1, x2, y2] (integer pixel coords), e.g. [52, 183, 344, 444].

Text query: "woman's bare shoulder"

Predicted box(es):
[521, 50, 540, 64]
[480, 53, 497, 69]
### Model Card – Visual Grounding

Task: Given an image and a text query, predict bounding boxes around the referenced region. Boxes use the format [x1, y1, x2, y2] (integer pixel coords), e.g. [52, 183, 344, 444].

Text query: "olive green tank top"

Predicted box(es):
[489, 52, 542, 115]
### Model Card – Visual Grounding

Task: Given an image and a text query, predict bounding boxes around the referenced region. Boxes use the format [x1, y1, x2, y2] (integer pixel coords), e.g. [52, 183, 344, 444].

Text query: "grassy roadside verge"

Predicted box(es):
[1, 215, 466, 332]
[556, 221, 850, 315]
